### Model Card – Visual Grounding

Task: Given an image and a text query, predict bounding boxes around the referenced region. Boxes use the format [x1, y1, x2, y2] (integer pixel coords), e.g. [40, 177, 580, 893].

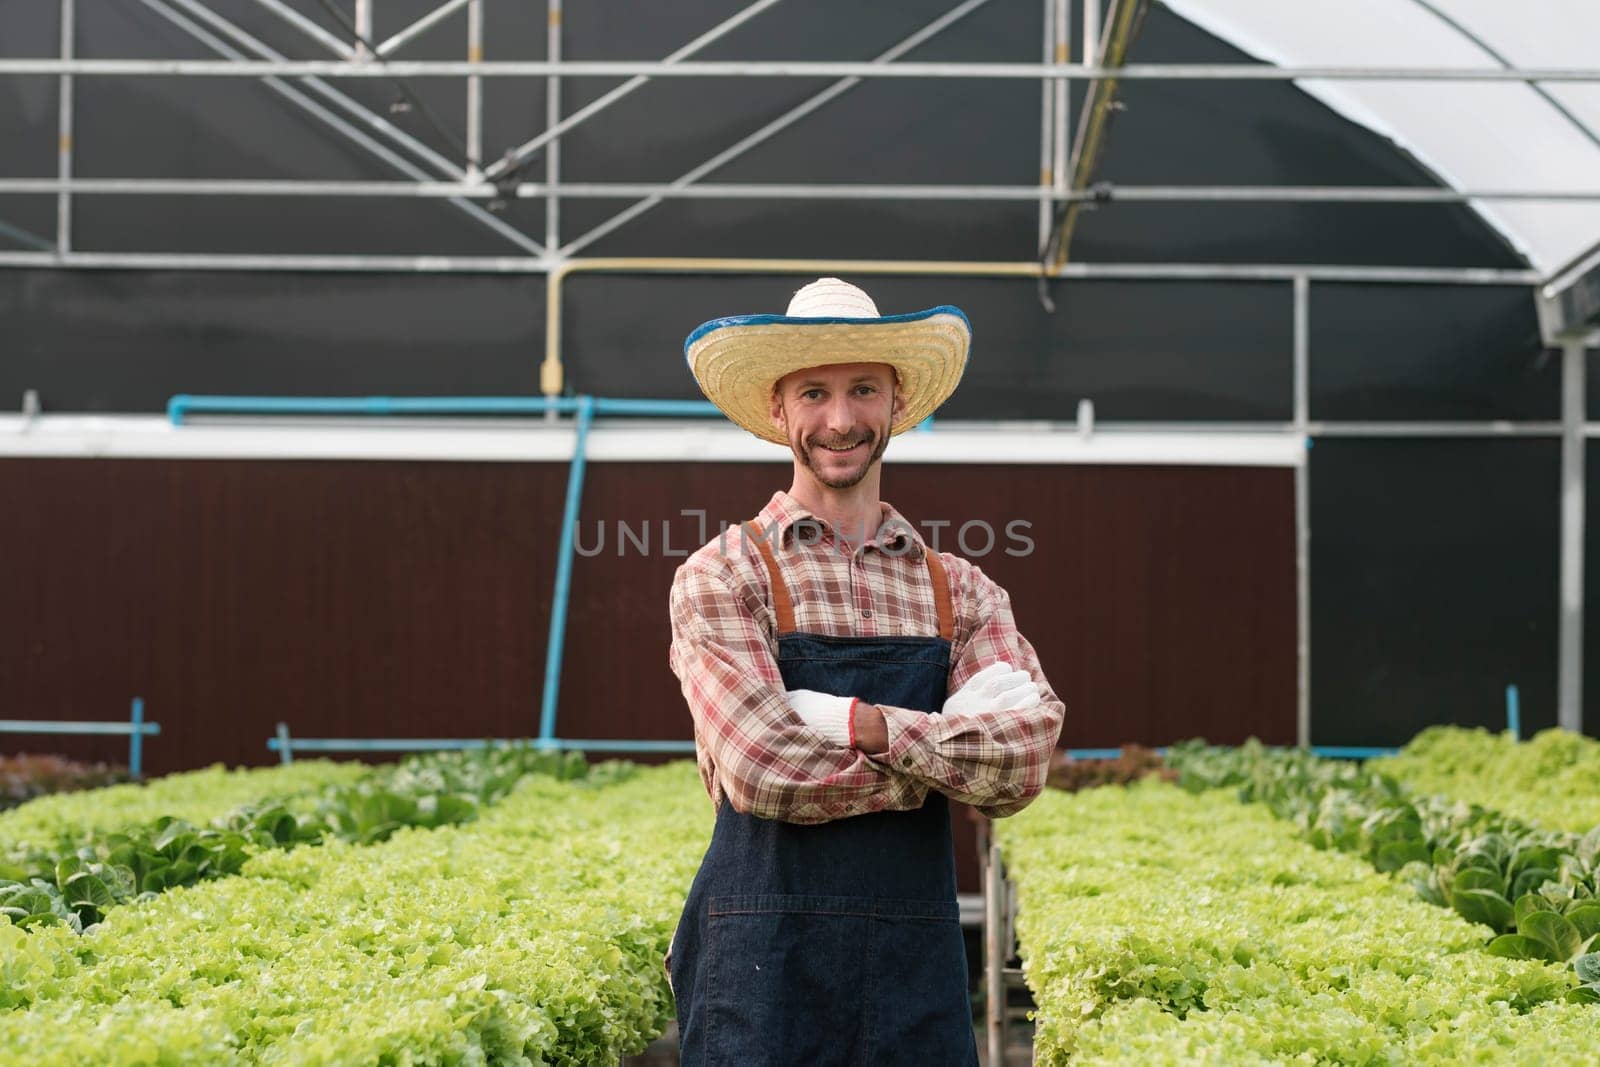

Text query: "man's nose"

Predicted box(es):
[824, 396, 855, 433]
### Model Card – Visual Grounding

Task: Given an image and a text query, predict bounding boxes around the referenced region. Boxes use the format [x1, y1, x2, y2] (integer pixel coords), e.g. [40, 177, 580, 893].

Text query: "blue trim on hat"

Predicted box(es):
[683, 304, 970, 359]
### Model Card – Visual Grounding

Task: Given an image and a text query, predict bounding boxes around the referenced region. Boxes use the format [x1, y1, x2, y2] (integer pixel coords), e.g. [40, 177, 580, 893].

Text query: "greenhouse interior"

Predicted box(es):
[4, 0, 1600, 1063]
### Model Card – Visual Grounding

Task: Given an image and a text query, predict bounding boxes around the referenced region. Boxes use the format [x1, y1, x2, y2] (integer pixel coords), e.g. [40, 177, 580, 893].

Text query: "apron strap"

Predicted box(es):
[744, 520, 797, 634]
[744, 519, 955, 641]
[923, 548, 955, 641]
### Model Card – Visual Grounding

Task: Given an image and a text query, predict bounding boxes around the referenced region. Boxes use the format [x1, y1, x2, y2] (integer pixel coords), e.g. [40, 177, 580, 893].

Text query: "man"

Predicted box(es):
[667, 277, 1065, 1066]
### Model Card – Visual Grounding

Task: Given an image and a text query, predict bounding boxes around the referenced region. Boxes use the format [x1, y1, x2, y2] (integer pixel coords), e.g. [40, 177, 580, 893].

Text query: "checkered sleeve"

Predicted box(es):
[668, 554, 928, 825]
[873, 556, 1065, 819]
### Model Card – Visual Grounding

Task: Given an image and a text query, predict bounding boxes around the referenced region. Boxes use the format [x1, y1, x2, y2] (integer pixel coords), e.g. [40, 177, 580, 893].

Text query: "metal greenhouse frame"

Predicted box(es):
[2, 0, 1599, 743]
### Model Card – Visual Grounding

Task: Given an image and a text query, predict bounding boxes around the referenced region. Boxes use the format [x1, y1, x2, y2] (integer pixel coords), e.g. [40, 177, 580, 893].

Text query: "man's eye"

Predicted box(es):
[802, 390, 822, 400]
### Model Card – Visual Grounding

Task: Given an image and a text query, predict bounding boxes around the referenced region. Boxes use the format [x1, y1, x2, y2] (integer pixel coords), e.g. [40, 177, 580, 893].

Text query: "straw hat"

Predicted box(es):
[684, 277, 971, 445]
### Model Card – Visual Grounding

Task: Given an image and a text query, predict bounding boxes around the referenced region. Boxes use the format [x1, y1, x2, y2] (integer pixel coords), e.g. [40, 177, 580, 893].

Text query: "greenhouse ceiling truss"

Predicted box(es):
[3, 0, 1599, 740]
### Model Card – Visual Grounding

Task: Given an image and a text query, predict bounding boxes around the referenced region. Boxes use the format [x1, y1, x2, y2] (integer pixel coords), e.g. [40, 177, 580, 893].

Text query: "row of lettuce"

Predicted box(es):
[2, 762, 712, 1064]
[996, 726, 1600, 1065]
[0, 747, 628, 932]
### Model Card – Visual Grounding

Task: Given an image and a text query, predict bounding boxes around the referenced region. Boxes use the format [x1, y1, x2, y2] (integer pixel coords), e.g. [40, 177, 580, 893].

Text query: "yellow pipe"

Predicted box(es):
[542, 256, 1049, 399]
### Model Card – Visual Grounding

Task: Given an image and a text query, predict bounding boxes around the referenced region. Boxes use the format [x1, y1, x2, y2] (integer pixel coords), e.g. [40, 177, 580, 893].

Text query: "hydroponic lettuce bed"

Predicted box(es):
[997, 727, 1600, 1065]
[1, 754, 712, 1065]
[4, 728, 1597, 1064]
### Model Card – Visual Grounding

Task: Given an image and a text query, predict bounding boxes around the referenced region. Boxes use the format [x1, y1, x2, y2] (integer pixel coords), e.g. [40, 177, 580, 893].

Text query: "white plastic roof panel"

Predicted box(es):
[1161, 0, 1600, 279]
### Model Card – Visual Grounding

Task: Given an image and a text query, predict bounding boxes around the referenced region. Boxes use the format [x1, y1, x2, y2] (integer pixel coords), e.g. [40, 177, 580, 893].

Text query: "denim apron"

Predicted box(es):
[670, 522, 978, 1066]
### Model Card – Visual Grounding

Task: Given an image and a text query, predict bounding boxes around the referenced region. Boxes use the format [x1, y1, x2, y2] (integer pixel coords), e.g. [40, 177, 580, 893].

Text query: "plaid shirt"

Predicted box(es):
[667, 490, 1065, 825]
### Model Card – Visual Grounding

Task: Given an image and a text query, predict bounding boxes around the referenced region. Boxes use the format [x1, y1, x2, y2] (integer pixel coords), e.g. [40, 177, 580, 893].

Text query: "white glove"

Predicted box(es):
[786, 689, 858, 747]
[942, 661, 1040, 717]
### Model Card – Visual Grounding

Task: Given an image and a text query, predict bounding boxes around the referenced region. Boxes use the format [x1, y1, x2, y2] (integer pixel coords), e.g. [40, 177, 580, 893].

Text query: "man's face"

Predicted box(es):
[769, 361, 904, 490]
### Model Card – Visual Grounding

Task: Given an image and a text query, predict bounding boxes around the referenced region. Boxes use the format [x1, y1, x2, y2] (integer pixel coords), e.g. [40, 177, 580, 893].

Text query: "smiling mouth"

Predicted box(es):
[816, 442, 866, 455]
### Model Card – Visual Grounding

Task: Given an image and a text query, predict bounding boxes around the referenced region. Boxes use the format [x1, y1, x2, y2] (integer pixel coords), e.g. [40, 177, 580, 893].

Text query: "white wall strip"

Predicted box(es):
[0, 415, 1304, 468]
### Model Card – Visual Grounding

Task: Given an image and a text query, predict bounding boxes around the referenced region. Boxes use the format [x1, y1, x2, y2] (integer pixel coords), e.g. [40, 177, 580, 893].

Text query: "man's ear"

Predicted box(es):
[890, 378, 907, 421]
[768, 386, 787, 434]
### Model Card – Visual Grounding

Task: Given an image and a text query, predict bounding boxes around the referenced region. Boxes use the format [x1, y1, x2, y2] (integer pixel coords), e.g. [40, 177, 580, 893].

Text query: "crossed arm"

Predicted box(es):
[667, 553, 1065, 824]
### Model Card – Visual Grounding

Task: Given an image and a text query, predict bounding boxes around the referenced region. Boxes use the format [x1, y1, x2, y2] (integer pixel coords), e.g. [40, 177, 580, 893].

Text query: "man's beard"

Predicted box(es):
[792, 427, 890, 489]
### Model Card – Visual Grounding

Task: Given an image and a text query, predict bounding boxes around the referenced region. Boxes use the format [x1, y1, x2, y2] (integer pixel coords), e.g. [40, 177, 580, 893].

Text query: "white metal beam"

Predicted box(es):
[465, 0, 482, 180]
[0, 250, 1541, 282]
[482, 0, 787, 183]
[138, 0, 545, 256]
[56, 0, 74, 254]
[560, 0, 1001, 257]
[1560, 341, 1587, 733]
[12, 60, 1600, 80]
[1294, 274, 1311, 749]
[546, 0, 561, 252]
[0, 415, 1307, 467]
[378, 0, 474, 57]
[1036, 0, 1056, 250]
[354, 0, 372, 59]
[11, 178, 1600, 204]
[242, 0, 355, 60]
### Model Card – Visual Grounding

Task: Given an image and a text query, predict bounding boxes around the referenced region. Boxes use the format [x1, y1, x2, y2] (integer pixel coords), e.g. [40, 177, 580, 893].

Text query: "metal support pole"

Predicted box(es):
[1084, 0, 1101, 63]
[1053, 0, 1069, 197]
[985, 827, 1006, 1066]
[56, 0, 74, 255]
[129, 697, 146, 777]
[1036, 0, 1054, 250]
[1293, 275, 1311, 748]
[354, 0, 373, 59]
[1559, 341, 1586, 733]
[466, 0, 483, 181]
[276, 721, 295, 764]
[547, 0, 562, 253]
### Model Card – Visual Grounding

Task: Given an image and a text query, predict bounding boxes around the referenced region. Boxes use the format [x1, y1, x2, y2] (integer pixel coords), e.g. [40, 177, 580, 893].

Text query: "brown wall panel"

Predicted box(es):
[2, 458, 567, 772]
[559, 461, 1296, 752]
[4, 456, 1294, 887]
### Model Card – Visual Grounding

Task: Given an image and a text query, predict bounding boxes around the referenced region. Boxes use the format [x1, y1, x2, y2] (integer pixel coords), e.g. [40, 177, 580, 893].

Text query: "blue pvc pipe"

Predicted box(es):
[167, 393, 729, 426]
[1506, 684, 1521, 740]
[593, 398, 720, 417]
[129, 698, 145, 778]
[268, 738, 506, 752]
[169, 394, 588, 424]
[261, 733, 1406, 761]
[263, 734, 698, 755]
[0, 720, 161, 736]
[552, 739, 699, 753]
[540, 395, 596, 743]
[1062, 745, 1397, 761]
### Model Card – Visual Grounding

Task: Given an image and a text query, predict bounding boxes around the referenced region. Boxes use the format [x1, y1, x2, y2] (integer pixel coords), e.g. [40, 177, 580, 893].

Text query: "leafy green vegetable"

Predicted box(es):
[2, 745, 626, 933]
[996, 779, 1592, 1065]
[0, 763, 712, 1064]
[1371, 726, 1600, 835]
[1169, 738, 1600, 1007]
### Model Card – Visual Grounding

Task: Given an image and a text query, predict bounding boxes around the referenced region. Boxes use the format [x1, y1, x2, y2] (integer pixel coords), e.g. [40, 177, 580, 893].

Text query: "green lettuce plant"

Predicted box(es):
[1371, 726, 1600, 834]
[1168, 739, 1600, 1005]
[995, 779, 1591, 1064]
[0, 762, 712, 1064]
[1, 746, 627, 933]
